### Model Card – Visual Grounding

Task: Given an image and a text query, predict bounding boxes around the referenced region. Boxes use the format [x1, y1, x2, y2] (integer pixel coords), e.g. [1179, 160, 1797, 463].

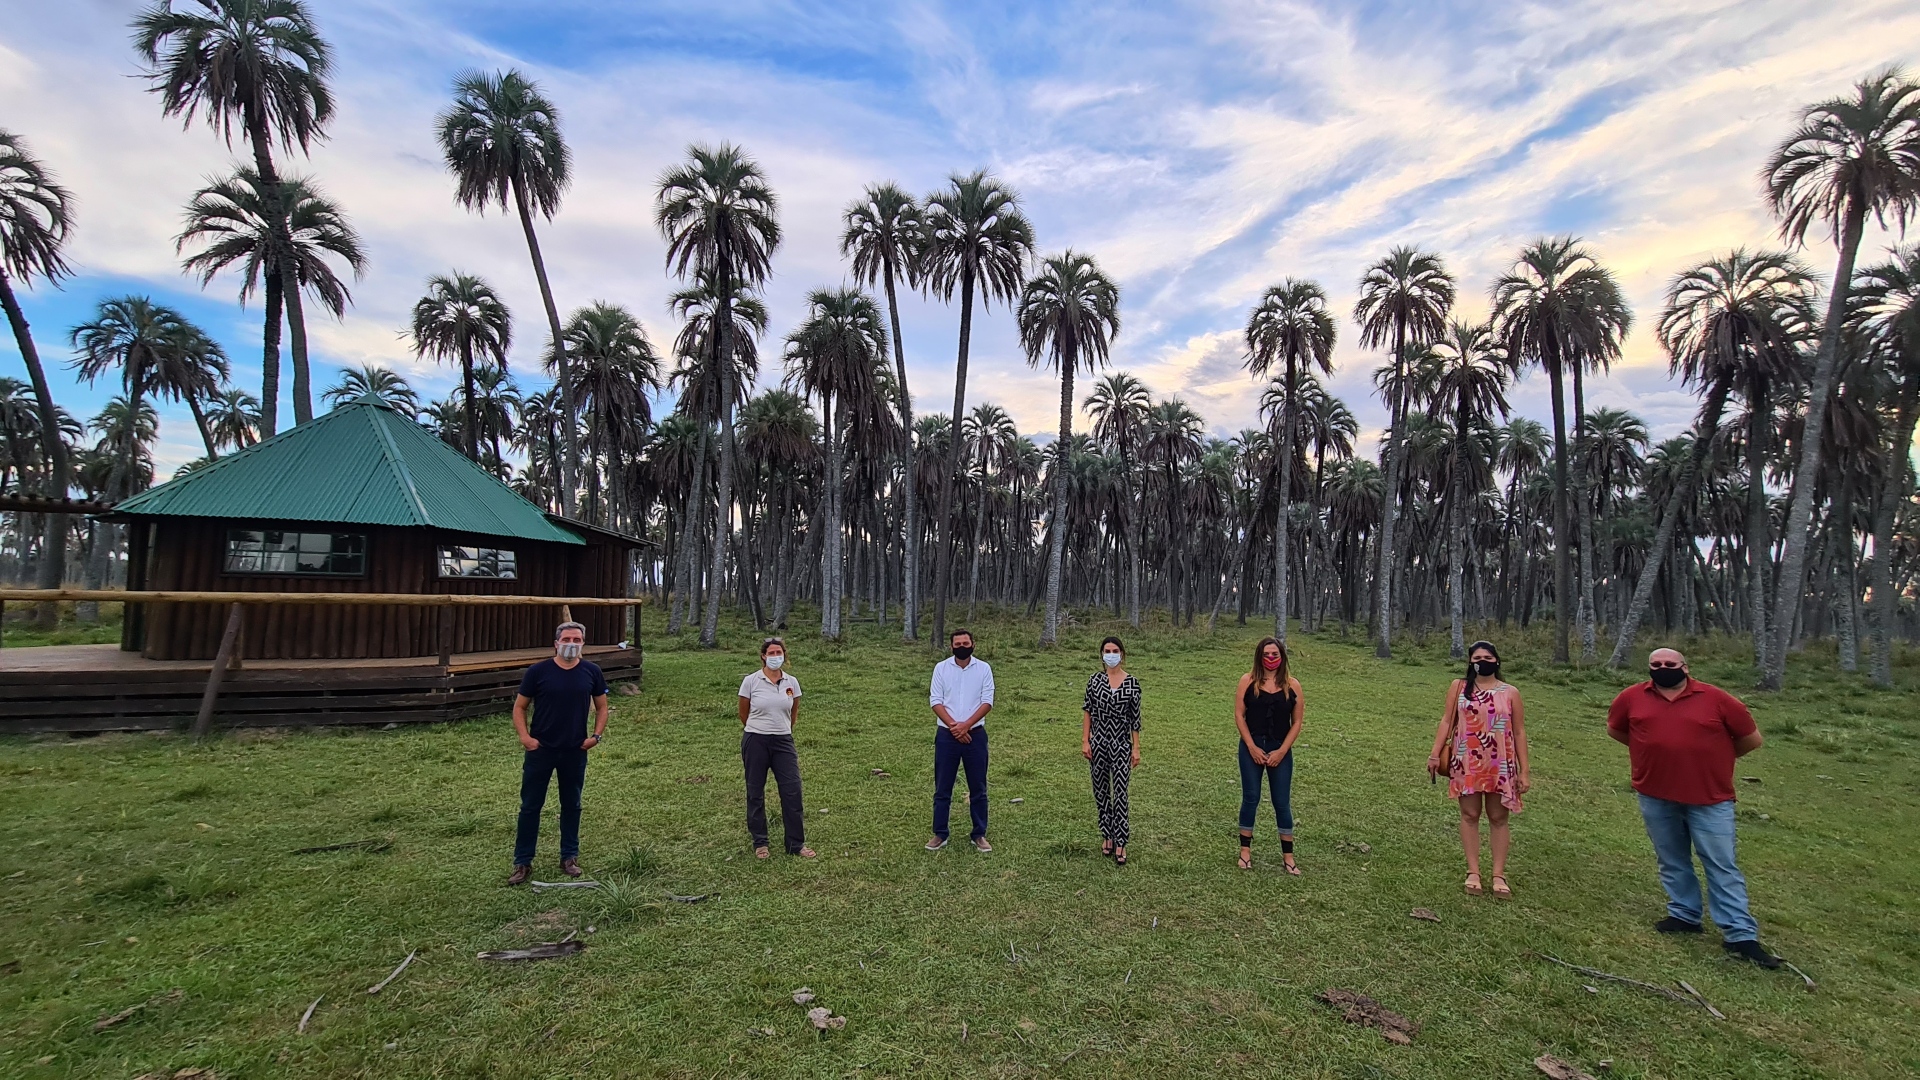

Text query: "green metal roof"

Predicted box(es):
[115, 394, 583, 545]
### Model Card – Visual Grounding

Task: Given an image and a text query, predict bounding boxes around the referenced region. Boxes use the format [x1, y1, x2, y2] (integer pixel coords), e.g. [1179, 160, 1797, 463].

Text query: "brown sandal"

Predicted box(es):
[1492, 875, 1512, 900]
[1465, 873, 1483, 896]
[754, 846, 771, 860]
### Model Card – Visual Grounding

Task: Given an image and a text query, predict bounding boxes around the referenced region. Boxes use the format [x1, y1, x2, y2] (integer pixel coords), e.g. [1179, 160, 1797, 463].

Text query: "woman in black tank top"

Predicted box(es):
[1235, 636, 1304, 873]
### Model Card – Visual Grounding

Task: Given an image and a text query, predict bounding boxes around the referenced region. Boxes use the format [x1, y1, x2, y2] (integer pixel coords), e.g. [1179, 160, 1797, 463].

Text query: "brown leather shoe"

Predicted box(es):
[561, 857, 583, 878]
[506, 864, 531, 886]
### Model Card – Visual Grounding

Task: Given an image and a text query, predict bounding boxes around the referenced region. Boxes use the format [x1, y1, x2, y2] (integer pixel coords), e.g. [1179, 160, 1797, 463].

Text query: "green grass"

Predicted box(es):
[1, 608, 1917, 1079]
[0, 603, 123, 648]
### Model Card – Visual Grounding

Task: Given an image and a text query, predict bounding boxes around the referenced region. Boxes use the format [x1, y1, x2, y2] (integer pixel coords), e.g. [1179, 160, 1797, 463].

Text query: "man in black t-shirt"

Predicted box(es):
[507, 621, 610, 885]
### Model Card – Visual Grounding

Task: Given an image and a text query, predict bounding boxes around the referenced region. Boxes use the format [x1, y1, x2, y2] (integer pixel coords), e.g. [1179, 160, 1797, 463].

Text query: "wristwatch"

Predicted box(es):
[590, 732, 605, 743]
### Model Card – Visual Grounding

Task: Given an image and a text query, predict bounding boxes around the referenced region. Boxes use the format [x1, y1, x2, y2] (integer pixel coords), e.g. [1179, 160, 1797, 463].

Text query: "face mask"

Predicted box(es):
[1649, 666, 1686, 688]
[1102, 652, 1123, 668]
[1261, 655, 1282, 670]
[764, 654, 785, 670]
[557, 642, 583, 660]
[1473, 660, 1500, 678]
[952, 646, 973, 662]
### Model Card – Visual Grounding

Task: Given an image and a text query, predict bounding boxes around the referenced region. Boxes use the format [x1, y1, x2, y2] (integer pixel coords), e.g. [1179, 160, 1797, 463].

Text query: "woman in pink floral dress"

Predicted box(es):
[1427, 640, 1530, 899]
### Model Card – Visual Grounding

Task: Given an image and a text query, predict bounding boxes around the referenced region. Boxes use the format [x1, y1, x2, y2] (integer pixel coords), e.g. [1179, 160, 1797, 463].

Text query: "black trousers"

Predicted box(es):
[743, 731, 806, 852]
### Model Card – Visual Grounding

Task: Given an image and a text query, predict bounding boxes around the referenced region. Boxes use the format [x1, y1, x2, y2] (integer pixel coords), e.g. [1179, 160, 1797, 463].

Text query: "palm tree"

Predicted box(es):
[1490, 237, 1630, 664]
[206, 387, 261, 450]
[1354, 247, 1455, 658]
[68, 297, 199, 503]
[1430, 321, 1511, 657]
[1144, 399, 1204, 623]
[551, 301, 661, 528]
[1085, 371, 1153, 626]
[842, 182, 924, 639]
[0, 129, 76, 613]
[1245, 279, 1337, 641]
[1848, 246, 1920, 686]
[785, 288, 888, 641]
[961, 403, 1016, 618]
[1017, 250, 1121, 645]
[1610, 250, 1814, 667]
[920, 169, 1035, 647]
[437, 68, 580, 512]
[656, 143, 781, 648]
[323, 364, 418, 416]
[145, 322, 229, 459]
[176, 168, 364, 431]
[409, 272, 511, 461]
[1761, 68, 1920, 689]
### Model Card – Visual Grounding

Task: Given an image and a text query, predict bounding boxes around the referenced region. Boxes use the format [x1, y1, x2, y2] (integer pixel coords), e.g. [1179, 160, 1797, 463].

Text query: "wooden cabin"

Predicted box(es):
[110, 394, 639, 661]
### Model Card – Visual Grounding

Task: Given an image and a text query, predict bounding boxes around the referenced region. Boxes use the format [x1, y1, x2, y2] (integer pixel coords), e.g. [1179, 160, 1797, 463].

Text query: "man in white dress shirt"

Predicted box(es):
[928, 628, 995, 851]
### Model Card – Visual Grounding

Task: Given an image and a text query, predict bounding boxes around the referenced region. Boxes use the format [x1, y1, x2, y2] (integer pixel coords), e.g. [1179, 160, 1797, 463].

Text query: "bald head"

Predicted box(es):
[1650, 648, 1687, 667]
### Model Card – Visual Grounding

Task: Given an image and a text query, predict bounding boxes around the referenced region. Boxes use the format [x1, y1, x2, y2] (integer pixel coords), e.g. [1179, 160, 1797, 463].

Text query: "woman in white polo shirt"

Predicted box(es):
[737, 638, 815, 859]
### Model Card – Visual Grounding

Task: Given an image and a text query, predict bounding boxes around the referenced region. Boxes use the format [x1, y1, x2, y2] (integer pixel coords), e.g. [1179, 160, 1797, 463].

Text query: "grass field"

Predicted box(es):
[1, 608, 1917, 1079]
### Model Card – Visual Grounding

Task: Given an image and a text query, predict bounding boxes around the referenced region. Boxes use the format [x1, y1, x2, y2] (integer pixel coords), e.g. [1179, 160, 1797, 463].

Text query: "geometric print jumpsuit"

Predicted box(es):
[1084, 670, 1143, 847]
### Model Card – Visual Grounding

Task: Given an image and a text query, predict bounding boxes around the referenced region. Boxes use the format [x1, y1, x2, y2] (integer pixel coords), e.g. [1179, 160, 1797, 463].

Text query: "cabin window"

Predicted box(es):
[224, 530, 367, 576]
[438, 545, 518, 579]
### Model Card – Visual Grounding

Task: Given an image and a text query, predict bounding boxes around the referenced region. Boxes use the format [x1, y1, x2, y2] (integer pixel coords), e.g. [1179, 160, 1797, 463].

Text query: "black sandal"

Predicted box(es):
[1237, 832, 1252, 870]
[1101, 840, 1114, 857]
[1114, 846, 1128, 866]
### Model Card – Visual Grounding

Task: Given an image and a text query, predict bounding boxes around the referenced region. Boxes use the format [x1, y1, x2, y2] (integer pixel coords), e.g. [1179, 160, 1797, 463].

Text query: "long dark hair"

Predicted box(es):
[1250, 636, 1288, 691]
[1465, 639, 1500, 684]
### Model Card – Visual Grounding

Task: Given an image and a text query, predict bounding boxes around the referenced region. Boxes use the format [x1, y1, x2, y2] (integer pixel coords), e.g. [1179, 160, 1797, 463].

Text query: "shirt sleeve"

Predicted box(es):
[1083, 674, 1095, 715]
[518, 663, 541, 698]
[739, 674, 755, 699]
[590, 663, 608, 697]
[1130, 679, 1142, 732]
[1717, 687, 1757, 739]
[929, 664, 947, 709]
[981, 664, 995, 706]
[789, 676, 801, 699]
[1605, 688, 1632, 738]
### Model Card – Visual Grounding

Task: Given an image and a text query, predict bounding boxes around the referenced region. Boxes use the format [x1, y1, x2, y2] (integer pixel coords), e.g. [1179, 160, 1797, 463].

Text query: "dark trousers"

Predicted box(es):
[743, 732, 806, 852]
[933, 725, 989, 841]
[1237, 737, 1295, 836]
[1090, 740, 1133, 846]
[514, 746, 587, 865]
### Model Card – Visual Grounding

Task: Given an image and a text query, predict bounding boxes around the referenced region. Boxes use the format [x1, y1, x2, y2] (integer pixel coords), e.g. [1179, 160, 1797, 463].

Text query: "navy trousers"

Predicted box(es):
[933, 725, 989, 841]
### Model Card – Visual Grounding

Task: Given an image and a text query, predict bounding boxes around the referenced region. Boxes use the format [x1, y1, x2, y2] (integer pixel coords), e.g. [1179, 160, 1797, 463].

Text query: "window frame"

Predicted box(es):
[435, 543, 520, 581]
[222, 528, 369, 578]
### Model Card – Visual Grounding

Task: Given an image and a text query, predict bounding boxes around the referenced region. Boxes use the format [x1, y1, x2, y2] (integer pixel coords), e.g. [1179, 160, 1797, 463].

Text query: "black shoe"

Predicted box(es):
[1723, 939, 1782, 969]
[1654, 916, 1704, 934]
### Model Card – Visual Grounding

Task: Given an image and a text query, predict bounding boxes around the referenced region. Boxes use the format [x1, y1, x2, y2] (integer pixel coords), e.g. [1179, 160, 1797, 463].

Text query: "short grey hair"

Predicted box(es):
[555, 621, 587, 641]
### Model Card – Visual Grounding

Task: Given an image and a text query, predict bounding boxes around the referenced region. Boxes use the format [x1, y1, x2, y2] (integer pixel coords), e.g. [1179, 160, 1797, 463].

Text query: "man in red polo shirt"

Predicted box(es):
[1607, 647, 1778, 968]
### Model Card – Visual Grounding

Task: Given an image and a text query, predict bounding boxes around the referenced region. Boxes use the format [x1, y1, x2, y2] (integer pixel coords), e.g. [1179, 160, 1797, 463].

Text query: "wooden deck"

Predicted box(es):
[0, 644, 641, 734]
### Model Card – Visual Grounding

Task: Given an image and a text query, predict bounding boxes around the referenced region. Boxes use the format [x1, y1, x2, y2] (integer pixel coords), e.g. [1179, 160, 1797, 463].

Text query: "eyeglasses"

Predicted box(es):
[1649, 661, 1684, 669]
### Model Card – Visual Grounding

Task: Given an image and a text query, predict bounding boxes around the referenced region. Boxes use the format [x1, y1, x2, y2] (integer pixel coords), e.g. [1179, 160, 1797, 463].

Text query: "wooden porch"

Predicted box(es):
[0, 643, 641, 734]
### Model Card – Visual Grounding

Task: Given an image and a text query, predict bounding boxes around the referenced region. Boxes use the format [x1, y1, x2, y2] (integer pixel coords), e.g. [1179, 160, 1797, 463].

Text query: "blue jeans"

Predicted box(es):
[1238, 738, 1294, 836]
[933, 725, 989, 841]
[1637, 794, 1757, 942]
[514, 746, 588, 865]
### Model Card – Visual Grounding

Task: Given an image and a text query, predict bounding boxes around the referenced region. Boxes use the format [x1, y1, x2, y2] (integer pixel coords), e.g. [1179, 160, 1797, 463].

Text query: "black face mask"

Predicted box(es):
[1649, 666, 1687, 688]
[952, 645, 973, 662]
[1473, 660, 1500, 678]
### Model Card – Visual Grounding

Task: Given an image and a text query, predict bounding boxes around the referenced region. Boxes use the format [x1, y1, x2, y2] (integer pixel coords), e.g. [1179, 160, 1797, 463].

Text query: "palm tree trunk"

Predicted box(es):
[1276, 361, 1299, 644]
[1870, 378, 1917, 687]
[822, 398, 845, 640]
[1768, 200, 1868, 689]
[1572, 361, 1598, 662]
[459, 337, 479, 460]
[284, 275, 313, 425]
[1374, 320, 1408, 658]
[260, 269, 284, 439]
[1609, 386, 1728, 666]
[187, 394, 219, 460]
[1747, 411, 1773, 673]
[1448, 406, 1467, 660]
[513, 181, 579, 517]
[1545, 336, 1572, 665]
[1835, 509, 1859, 673]
[881, 260, 920, 641]
[932, 265, 974, 649]
[670, 422, 711, 635]
[1041, 364, 1074, 645]
[1126, 452, 1143, 628]
[0, 267, 69, 625]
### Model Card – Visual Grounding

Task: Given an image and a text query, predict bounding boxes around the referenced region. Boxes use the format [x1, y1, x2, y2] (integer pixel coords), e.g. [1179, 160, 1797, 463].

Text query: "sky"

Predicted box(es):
[3, 0, 1919, 480]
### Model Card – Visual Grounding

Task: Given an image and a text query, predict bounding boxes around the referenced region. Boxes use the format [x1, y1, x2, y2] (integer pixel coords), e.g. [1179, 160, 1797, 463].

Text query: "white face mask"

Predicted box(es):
[557, 641, 583, 660]
[1102, 651, 1123, 667]
[765, 654, 785, 670]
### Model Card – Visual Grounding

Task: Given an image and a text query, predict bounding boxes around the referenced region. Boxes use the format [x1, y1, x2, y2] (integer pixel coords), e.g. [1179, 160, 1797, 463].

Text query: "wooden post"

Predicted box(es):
[190, 603, 244, 741]
[436, 605, 454, 668]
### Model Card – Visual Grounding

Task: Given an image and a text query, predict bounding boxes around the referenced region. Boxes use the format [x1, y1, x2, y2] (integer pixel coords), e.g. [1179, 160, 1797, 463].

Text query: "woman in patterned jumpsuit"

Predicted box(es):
[1082, 636, 1143, 864]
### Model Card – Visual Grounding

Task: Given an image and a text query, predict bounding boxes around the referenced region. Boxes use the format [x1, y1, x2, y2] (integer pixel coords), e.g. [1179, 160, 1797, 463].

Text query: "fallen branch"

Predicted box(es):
[1316, 988, 1417, 1045]
[1409, 908, 1442, 924]
[529, 880, 599, 890]
[293, 838, 391, 854]
[1536, 954, 1695, 1006]
[93, 989, 182, 1032]
[1676, 980, 1726, 1021]
[366, 950, 417, 995]
[297, 996, 323, 1034]
[1534, 1054, 1598, 1080]
[666, 893, 710, 903]
[476, 940, 586, 962]
[1780, 960, 1817, 991]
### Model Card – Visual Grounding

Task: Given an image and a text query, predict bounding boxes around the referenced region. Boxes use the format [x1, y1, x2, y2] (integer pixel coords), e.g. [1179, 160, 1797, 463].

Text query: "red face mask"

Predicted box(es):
[1261, 655, 1282, 670]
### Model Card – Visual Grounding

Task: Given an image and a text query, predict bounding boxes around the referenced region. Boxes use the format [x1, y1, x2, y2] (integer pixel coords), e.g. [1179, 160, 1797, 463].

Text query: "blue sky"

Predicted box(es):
[3, 0, 1918, 477]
